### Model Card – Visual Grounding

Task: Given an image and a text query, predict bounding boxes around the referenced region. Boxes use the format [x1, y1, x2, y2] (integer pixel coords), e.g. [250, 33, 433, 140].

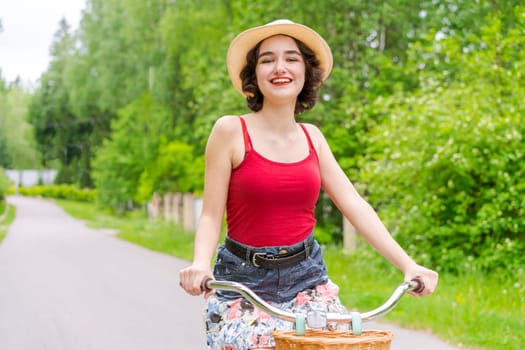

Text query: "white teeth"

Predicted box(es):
[272, 78, 291, 84]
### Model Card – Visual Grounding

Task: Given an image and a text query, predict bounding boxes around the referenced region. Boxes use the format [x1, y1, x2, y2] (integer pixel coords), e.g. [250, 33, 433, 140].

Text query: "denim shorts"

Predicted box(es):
[212, 233, 328, 303]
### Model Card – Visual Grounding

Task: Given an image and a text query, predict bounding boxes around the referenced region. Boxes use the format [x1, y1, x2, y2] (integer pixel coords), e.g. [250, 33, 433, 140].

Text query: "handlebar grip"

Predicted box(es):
[410, 278, 425, 293]
[201, 277, 214, 293]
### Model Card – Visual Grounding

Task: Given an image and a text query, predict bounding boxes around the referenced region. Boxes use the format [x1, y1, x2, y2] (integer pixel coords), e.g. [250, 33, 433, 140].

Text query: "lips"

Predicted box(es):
[270, 77, 292, 85]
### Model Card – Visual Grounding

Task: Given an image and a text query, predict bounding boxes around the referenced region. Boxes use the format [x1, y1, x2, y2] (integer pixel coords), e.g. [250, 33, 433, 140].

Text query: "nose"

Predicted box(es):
[273, 58, 287, 74]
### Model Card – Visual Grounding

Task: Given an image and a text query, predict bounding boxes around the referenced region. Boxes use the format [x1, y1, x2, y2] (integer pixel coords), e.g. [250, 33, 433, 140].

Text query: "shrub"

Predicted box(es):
[360, 12, 525, 274]
[17, 185, 96, 202]
[0, 168, 11, 200]
[135, 139, 204, 204]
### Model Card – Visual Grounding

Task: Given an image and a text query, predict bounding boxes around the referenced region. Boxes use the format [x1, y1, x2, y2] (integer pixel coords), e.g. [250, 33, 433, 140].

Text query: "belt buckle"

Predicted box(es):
[251, 252, 264, 267]
[251, 252, 276, 267]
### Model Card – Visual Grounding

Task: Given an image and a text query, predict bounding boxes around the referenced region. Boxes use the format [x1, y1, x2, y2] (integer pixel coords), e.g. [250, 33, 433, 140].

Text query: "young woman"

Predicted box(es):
[179, 19, 439, 350]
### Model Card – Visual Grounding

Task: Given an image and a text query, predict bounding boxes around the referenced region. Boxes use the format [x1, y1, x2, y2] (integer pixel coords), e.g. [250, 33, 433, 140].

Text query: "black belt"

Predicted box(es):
[224, 236, 314, 269]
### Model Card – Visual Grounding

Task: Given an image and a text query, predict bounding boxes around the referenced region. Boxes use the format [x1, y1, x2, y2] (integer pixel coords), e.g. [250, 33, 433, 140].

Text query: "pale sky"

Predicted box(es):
[0, 0, 87, 86]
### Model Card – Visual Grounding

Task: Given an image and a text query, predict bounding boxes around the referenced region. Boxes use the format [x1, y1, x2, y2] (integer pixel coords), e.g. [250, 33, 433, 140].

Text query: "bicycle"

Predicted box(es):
[202, 278, 423, 350]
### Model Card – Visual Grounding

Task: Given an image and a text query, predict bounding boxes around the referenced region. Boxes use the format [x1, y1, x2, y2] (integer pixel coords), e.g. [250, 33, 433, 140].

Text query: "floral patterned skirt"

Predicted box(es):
[205, 281, 349, 350]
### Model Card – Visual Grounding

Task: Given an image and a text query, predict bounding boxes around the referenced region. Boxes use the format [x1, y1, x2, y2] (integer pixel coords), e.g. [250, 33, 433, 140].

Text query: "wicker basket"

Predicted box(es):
[272, 329, 394, 350]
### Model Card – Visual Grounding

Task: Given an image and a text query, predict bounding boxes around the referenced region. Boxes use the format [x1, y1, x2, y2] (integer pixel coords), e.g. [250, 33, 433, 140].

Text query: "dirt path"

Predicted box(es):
[0, 196, 464, 350]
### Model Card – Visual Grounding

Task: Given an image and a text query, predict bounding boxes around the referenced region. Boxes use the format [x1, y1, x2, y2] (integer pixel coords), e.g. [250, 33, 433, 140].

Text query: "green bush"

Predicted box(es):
[17, 185, 96, 202]
[0, 168, 11, 200]
[91, 94, 200, 211]
[360, 13, 525, 274]
[135, 139, 204, 204]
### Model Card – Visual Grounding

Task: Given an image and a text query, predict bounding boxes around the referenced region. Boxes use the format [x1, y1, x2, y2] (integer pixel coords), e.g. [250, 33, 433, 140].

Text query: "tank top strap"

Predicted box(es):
[239, 116, 253, 153]
[299, 123, 316, 153]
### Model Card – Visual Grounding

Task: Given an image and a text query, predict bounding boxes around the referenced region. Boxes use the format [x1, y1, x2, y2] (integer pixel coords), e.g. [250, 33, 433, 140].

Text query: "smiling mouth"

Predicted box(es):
[271, 78, 292, 85]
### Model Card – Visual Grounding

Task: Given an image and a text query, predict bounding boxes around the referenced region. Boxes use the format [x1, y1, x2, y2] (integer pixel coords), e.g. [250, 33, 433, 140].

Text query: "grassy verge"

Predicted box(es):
[323, 245, 524, 350]
[0, 201, 16, 243]
[56, 199, 524, 350]
[55, 199, 195, 261]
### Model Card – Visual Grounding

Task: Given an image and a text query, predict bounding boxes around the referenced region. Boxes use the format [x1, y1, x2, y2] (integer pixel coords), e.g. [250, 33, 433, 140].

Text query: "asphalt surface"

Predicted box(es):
[0, 196, 466, 350]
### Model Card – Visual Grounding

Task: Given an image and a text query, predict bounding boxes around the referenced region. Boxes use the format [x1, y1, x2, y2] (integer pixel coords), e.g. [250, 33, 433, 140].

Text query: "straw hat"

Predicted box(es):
[227, 19, 333, 96]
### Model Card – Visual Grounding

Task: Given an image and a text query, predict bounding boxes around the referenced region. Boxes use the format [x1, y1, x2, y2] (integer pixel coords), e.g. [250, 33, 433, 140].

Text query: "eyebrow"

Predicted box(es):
[258, 50, 302, 59]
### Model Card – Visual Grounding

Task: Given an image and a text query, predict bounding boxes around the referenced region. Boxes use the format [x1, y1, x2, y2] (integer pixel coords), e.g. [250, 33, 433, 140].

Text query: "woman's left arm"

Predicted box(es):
[309, 124, 438, 296]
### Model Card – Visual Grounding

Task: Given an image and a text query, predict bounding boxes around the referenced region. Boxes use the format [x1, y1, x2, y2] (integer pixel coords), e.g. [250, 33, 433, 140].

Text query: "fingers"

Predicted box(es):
[406, 266, 439, 297]
[179, 266, 213, 296]
[179, 269, 201, 296]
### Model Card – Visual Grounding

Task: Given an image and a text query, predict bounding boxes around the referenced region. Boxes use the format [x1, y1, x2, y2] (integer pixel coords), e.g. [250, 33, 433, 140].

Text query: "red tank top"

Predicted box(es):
[226, 117, 321, 247]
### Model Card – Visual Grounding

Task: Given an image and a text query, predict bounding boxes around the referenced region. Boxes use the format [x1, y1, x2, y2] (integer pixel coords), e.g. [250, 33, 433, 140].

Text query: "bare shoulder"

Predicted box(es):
[300, 122, 327, 145]
[213, 115, 242, 134]
[207, 116, 242, 144]
[207, 116, 244, 165]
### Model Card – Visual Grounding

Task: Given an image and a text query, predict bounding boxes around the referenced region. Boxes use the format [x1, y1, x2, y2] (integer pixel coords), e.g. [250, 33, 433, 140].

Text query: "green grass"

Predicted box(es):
[323, 245, 525, 350]
[55, 199, 196, 261]
[0, 201, 16, 243]
[54, 199, 524, 350]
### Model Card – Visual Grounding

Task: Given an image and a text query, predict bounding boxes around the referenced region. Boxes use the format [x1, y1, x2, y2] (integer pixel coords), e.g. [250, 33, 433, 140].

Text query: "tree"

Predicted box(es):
[0, 168, 11, 200]
[92, 93, 174, 210]
[25, 0, 525, 269]
[29, 19, 97, 186]
[0, 133, 11, 168]
[0, 75, 40, 169]
[361, 6, 525, 273]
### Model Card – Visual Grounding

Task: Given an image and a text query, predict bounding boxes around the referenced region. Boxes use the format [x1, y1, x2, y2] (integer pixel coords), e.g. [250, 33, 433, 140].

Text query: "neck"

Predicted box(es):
[255, 101, 297, 130]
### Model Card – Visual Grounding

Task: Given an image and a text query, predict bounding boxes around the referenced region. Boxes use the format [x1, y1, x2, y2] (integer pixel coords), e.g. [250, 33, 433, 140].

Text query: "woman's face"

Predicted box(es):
[255, 35, 306, 102]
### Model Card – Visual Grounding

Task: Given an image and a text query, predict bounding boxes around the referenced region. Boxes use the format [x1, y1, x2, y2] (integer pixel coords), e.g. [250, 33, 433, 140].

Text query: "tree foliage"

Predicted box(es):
[0, 76, 40, 169]
[27, 19, 95, 185]
[21, 0, 525, 272]
[361, 7, 525, 273]
[0, 168, 11, 200]
[91, 93, 172, 210]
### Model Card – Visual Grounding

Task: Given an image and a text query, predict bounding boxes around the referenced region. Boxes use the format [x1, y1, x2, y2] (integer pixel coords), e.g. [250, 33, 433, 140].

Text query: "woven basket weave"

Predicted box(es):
[272, 329, 394, 350]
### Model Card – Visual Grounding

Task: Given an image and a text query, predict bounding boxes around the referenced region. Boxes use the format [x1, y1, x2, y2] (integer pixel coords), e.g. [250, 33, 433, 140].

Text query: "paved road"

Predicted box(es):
[0, 196, 465, 350]
[0, 196, 206, 350]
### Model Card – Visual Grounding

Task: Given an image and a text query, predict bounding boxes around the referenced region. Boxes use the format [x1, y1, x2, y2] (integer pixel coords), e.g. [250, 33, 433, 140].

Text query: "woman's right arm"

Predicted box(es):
[179, 116, 240, 296]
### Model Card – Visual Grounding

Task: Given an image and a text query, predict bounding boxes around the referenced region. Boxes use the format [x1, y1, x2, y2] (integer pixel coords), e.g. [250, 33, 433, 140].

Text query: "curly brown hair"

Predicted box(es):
[239, 36, 324, 115]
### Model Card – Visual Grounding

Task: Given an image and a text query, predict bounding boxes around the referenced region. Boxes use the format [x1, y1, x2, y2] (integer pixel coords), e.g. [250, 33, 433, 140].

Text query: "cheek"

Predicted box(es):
[294, 65, 306, 85]
[295, 72, 306, 89]
[255, 65, 271, 79]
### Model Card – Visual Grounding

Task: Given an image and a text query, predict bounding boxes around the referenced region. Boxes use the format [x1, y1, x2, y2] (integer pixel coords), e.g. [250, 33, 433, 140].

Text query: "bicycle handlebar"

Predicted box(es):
[202, 278, 423, 333]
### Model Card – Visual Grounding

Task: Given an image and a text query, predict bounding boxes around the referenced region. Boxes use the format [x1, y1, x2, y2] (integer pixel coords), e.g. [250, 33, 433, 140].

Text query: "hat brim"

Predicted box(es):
[227, 20, 333, 96]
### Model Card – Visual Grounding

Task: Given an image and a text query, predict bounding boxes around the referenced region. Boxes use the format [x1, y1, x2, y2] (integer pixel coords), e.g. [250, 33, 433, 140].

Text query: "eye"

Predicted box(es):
[286, 55, 302, 62]
[259, 58, 274, 64]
